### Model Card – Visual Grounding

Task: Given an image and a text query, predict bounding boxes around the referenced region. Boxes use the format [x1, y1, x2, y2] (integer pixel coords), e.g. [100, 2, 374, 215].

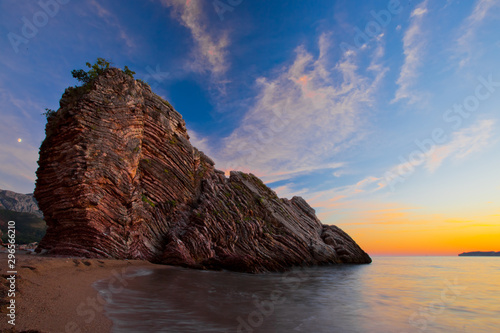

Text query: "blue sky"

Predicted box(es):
[1, 0, 499, 254]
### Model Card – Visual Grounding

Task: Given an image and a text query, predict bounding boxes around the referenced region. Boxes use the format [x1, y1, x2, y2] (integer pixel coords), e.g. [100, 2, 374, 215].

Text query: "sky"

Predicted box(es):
[0, 0, 499, 256]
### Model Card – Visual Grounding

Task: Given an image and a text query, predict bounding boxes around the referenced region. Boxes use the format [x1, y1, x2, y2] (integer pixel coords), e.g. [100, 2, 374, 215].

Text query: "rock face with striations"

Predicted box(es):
[34, 68, 371, 273]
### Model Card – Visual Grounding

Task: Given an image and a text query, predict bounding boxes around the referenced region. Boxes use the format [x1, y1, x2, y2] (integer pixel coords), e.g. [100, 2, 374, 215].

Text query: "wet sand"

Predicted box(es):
[0, 252, 162, 333]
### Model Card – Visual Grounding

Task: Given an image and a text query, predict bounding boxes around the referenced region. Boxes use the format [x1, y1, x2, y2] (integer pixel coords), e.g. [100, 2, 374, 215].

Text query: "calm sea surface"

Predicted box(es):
[94, 257, 500, 332]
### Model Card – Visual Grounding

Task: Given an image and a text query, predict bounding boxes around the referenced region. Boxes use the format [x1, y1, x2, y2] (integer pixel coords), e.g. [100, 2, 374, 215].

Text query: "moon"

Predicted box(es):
[17, 138, 22, 143]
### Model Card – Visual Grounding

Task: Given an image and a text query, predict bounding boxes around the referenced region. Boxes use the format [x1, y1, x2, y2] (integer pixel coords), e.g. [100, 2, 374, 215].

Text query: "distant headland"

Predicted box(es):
[458, 251, 500, 257]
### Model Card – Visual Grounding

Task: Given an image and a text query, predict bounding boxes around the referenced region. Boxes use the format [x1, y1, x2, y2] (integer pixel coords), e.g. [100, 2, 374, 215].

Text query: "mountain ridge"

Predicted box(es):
[0, 189, 43, 218]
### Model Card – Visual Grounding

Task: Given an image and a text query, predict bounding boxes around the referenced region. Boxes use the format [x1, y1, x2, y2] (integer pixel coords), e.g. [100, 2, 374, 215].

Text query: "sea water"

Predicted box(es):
[94, 257, 500, 332]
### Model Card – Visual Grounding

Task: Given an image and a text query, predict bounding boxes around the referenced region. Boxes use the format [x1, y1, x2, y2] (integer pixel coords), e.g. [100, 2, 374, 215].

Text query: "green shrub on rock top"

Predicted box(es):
[123, 65, 136, 78]
[42, 108, 57, 119]
[71, 57, 111, 86]
[71, 58, 136, 87]
[44, 58, 138, 121]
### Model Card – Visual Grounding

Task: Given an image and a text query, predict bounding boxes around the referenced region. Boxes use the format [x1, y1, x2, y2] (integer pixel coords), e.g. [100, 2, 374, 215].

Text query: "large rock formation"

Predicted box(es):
[34, 68, 371, 273]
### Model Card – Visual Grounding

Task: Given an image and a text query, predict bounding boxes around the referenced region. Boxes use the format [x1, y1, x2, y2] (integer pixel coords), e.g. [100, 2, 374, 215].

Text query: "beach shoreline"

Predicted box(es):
[0, 252, 164, 333]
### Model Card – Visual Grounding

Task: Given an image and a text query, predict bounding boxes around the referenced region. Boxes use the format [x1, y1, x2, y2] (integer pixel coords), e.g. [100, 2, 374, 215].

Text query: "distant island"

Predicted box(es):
[458, 251, 500, 257]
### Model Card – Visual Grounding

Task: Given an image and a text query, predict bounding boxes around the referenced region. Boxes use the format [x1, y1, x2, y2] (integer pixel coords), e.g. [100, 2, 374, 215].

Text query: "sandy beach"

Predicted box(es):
[0, 252, 163, 333]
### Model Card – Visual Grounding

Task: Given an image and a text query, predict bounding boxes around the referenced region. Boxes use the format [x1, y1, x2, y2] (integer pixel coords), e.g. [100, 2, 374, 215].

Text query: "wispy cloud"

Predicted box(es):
[273, 184, 310, 200]
[0, 82, 45, 192]
[380, 118, 496, 188]
[205, 33, 386, 182]
[161, 0, 229, 76]
[309, 187, 422, 227]
[259, 163, 345, 184]
[392, 0, 429, 104]
[339, 205, 424, 226]
[0, 143, 38, 190]
[188, 127, 213, 156]
[456, 0, 499, 67]
[254, 173, 389, 226]
[0, 113, 39, 192]
[308, 175, 385, 209]
[426, 119, 496, 172]
[88, 0, 135, 49]
[295, 119, 496, 220]
[0, 88, 42, 120]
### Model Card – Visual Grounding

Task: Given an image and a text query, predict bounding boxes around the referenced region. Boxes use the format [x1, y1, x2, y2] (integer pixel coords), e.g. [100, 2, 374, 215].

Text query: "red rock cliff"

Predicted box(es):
[34, 68, 371, 272]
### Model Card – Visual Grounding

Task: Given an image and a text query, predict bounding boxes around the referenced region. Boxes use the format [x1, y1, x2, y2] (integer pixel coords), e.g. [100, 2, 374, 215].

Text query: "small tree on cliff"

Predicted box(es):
[71, 57, 110, 85]
[44, 58, 137, 120]
[71, 58, 135, 86]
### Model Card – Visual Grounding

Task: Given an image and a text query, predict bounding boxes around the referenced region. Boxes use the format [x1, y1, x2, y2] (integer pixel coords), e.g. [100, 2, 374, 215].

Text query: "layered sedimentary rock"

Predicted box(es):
[34, 68, 371, 272]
